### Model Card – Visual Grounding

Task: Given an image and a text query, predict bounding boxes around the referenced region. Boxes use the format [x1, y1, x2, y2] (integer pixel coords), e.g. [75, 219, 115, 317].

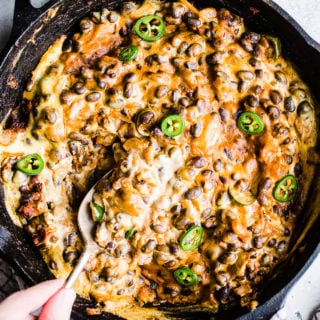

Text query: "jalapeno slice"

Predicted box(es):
[273, 175, 298, 202]
[135, 15, 166, 42]
[161, 115, 185, 137]
[119, 45, 139, 62]
[174, 267, 199, 286]
[92, 202, 105, 221]
[237, 111, 264, 135]
[180, 226, 203, 251]
[17, 153, 44, 176]
[125, 227, 135, 239]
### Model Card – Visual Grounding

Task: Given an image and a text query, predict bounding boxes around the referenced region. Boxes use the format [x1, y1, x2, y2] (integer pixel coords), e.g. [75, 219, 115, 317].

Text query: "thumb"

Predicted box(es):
[39, 288, 76, 320]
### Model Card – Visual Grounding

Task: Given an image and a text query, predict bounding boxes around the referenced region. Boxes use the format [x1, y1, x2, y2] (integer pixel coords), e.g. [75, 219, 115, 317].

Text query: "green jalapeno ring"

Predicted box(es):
[125, 227, 135, 239]
[135, 15, 166, 42]
[92, 202, 105, 221]
[273, 175, 298, 202]
[180, 226, 203, 251]
[237, 111, 264, 135]
[161, 115, 185, 137]
[119, 45, 139, 62]
[174, 267, 199, 286]
[17, 153, 44, 176]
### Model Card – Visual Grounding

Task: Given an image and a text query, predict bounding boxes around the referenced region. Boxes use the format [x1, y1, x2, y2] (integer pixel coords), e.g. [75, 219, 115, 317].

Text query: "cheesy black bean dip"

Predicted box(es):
[0, 0, 318, 318]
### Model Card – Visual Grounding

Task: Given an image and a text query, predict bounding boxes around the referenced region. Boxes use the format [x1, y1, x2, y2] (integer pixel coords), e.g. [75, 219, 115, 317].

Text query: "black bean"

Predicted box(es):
[170, 244, 181, 256]
[297, 100, 312, 115]
[171, 89, 180, 102]
[98, 80, 106, 89]
[43, 108, 57, 124]
[116, 244, 129, 257]
[253, 236, 263, 249]
[275, 71, 287, 84]
[171, 204, 182, 214]
[243, 32, 261, 43]
[206, 52, 222, 65]
[277, 240, 286, 253]
[49, 260, 58, 270]
[260, 177, 271, 190]
[139, 111, 154, 124]
[219, 108, 229, 122]
[190, 122, 202, 138]
[240, 39, 254, 52]
[152, 224, 167, 234]
[257, 193, 269, 206]
[267, 106, 280, 120]
[201, 208, 212, 220]
[63, 248, 79, 264]
[86, 92, 101, 102]
[60, 90, 73, 104]
[277, 126, 289, 136]
[270, 90, 283, 105]
[213, 159, 223, 172]
[106, 241, 116, 249]
[63, 231, 77, 247]
[237, 71, 255, 81]
[202, 170, 214, 178]
[108, 12, 119, 23]
[187, 43, 202, 57]
[185, 187, 202, 200]
[255, 69, 263, 79]
[268, 238, 277, 247]
[238, 81, 248, 93]
[179, 97, 191, 107]
[124, 72, 137, 83]
[187, 17, 202, 29]
[62, 38, 73, 52]
[252, 85, 263, 95]
[244, 95, 259, 108]
[73, 82, 86, 95]
[172, 3, 186, 18]
[272, 205, 279, 215]
[163, 260, 176, 268]
[284, 96, 296, 112]
[286, 155, 293, 164]
[219, 252, 237, 264]
[117, 289, 125, 295]
[249, 58, 261, 67]
[121, 2, 136, 13]
[191, 156, 207, 168]
[156, 85, 169, 98]
[142, 239, 156, 253]
[185, 61, 198, 70]
[174, 216, 190, 230]
[260, 253, 271, 266]
[284, 228, 291, 236]
[281, 137, 290, 145]
[215, 286, 230, 302]
[224, 148, 233, 160]
[80, 19, 93, 31]
[294, 162, 302, 176]
[124, 83, 134, 98]
[204, 216, 216, 229]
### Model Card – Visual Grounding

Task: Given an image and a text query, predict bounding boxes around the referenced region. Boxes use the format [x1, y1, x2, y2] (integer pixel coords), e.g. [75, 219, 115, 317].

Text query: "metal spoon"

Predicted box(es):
[31, 170, 112, 316]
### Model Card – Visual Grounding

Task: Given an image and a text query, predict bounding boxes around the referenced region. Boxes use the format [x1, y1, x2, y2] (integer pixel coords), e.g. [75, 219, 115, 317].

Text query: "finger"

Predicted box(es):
[0, 279, 64, 319]
[39, 288, 76, 320]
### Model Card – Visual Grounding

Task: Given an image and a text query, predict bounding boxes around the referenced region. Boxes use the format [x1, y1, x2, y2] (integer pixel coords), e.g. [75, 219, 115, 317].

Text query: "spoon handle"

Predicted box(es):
[65, 246, 92, 289]
[30, 246, 94, 317]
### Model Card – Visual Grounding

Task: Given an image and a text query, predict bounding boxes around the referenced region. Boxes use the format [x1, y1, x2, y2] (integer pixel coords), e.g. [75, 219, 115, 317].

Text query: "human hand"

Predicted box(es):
[0, 279, 76, 320]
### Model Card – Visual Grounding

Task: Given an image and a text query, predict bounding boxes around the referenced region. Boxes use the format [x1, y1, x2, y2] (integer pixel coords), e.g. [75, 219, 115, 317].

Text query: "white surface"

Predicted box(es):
[0, 1, 319, 319]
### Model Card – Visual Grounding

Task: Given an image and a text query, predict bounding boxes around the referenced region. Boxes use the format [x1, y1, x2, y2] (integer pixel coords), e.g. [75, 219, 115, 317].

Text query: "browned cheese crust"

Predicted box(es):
[0, 0, 318, 318]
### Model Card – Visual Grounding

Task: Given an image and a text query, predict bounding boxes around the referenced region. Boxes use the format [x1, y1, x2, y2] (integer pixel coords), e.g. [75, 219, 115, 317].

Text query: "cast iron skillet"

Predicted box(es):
[0, 1, 320, 319]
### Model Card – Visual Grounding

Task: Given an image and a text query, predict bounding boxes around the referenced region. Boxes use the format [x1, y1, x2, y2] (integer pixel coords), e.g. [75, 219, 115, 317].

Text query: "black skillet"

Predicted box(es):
[0, 1, 320, 319]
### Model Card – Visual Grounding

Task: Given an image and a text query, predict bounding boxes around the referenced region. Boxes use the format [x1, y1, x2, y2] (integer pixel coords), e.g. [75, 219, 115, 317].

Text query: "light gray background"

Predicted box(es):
[0, 1, 320, 319]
